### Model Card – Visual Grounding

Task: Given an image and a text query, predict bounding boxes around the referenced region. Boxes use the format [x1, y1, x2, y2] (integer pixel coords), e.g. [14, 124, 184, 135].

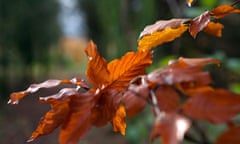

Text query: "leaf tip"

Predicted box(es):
[26, 137, 35, 143]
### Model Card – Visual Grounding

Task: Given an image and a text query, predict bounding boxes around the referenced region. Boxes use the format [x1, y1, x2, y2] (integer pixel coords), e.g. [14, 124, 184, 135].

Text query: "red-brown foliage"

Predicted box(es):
[8, 2, 240, 144]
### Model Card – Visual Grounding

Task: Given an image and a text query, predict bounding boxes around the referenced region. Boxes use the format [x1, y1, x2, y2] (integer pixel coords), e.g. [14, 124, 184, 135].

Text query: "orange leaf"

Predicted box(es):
[112, 104, 127, 135]
[85, 40, 109, 88]
[211, 4, 240, 19]
[138, 19, 189, 51]
[189, 11, 211, 38]
[216, 126, 240, 144]
[27, 97, 71, 142]
[203, 22, 224, 37]
[85, 40, 152, 91]
[183, 89, 240, 123]
[107, 50, 152, 91]
[151, 113, 191, 144]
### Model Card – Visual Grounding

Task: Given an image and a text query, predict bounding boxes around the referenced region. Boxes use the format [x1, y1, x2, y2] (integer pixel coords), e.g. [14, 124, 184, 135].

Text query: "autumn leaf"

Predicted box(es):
[107, 50, 152, 91]
[189, 11, 211, 38]
[26, 88, 95, 144]
[85, 40, 109, 88]
[8, 78, 89, 105]
[112, 104, 127, 135]
[182, 89, 240, 124]
[154, 86, 180, 112]
[122, 76, 149, 117]
[27, 95, 71, 142]
[138, 19, 189, 51]
[90, 89, 122, 127]
[203, 22, 224, 37]
[151, 113, 191, 144]
[211, 4, 240, 19]
[85, 40, 152, 126]
[147, 57, 220, 86]
[58, 91, 94, 144]
[85, 40, 153, 91]
[216, 126, 240, 144]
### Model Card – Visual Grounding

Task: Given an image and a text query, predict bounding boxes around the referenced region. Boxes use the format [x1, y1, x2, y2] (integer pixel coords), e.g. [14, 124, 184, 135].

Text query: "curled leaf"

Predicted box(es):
[189, 11, 211, 38]
[203, 22, 224, 37]
[58, 91, 94, 144]
[27, 97, 71, 142]
[211, 4, 240, 19]
[138, 19, 189, 51]
[8, 78, 88, 105]
[112, 104, 127, 135]
[122, 76, 149, 117]
[147, 57, 219, 86]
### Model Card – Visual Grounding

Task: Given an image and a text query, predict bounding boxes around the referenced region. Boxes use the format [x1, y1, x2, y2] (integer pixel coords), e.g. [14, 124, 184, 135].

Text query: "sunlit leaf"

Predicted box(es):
[85, 40, 109, 88]
[107, 50, 152, 91]
[151, 113, 191, 144]
[27, 96, 71, 142]
[211, 4, 240, 19]
[138, 19, 189, 51]
[203, 22, 224, 37]
[183, 89, 240, 123]
[216, 126, 240, 144]
[189, 11, 211, 38]
[112, 104, 127, 135]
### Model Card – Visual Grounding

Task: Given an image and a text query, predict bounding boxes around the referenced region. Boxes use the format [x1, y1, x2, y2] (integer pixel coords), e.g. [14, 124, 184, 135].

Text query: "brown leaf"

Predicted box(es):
[182, 89, 240, 124]
[154, 86, 180, 112]
[216, 126, 240, 144]
[26, 88, 95, 144]
[8, 78, 88, 104]
[147, 57, 219, 87]
[151, 112, 191, 144]
[122, 76, 149, 118]
[85, 40, 109, 88]
[138, 19, 189, 51]
[211, 4, 240, 19]
[58, 91, 94, 144]
[203, 22, 224, 37]
[90, 89, 122, 127]
[189, 11, 211, 38]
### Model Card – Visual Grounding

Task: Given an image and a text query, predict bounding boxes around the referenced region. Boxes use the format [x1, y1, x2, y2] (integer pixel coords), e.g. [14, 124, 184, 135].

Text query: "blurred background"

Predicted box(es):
[1, 0, 240, 143]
